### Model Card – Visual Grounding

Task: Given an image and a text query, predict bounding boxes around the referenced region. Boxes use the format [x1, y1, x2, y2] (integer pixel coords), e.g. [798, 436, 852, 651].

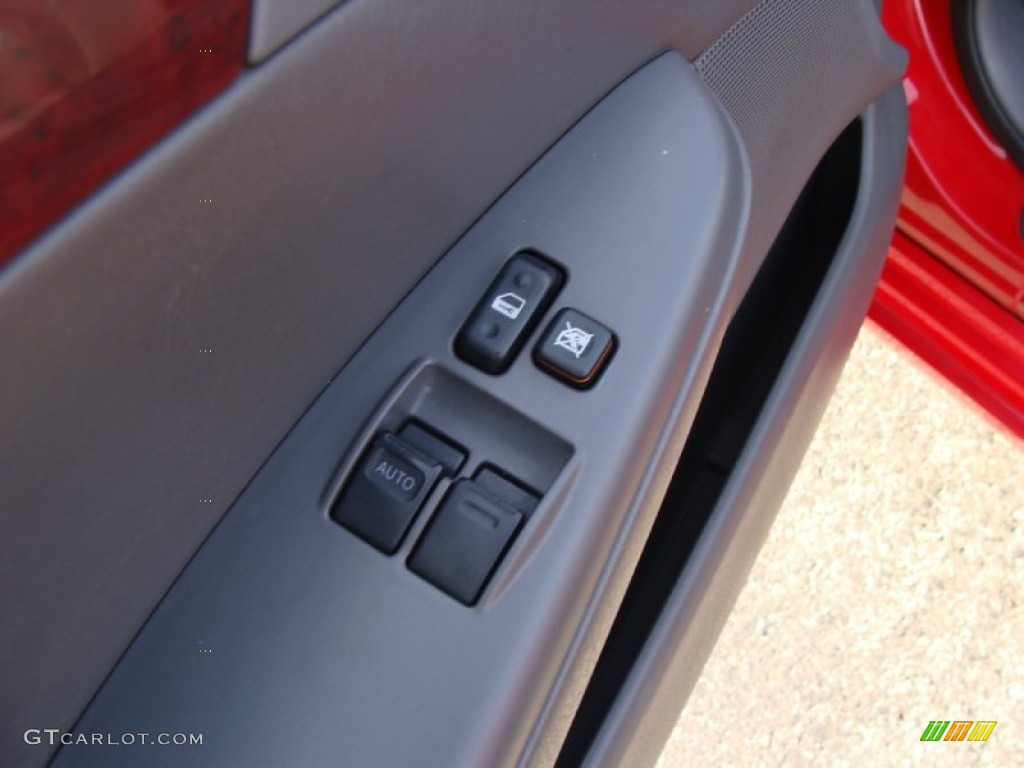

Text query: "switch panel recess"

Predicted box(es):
[324, 363, 572, 603]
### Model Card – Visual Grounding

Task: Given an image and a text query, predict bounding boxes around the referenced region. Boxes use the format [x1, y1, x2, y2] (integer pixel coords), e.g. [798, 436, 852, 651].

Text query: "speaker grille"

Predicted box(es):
[693, 0, 904, 283]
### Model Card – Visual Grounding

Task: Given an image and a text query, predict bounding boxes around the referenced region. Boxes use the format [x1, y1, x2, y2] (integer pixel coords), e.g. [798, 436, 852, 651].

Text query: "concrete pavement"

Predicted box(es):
[657, 323, 1023, 767]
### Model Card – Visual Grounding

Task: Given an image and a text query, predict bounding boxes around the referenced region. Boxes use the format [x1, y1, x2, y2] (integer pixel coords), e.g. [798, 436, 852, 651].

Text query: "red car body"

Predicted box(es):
[871, 0, 1024, 439]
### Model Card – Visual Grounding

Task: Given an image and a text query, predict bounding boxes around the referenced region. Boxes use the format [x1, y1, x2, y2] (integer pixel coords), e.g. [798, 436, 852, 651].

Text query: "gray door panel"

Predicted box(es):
[53, 50, 749, 768]
[577, 86, 907, 768]
[0, 2, 761, 758]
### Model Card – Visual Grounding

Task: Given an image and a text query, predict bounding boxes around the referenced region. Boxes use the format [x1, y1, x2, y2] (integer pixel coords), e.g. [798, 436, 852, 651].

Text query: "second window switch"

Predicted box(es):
[408, 479, 524, 605]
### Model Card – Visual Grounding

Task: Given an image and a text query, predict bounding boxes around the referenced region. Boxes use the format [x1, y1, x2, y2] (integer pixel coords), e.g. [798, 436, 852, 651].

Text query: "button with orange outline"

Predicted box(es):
[534, 308, 615, 389]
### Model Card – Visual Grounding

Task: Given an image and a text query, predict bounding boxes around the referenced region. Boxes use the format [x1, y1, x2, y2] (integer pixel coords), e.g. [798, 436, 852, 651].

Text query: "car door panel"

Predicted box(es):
[51, 50, 748, 768]
[1, 2, 761, 756]
[0, 1, 906, 766]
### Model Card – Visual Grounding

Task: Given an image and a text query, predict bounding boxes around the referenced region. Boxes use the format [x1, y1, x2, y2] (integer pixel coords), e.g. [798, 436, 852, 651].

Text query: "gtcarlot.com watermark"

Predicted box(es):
[24, 729, 202, 747]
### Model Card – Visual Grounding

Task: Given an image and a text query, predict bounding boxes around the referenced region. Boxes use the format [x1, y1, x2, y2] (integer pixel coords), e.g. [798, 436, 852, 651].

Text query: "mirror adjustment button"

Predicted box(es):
[455, 251, 564, 374]
[534, 308, 615, 388]
[408, 479, 524, 605]
[331, 433, 447, 554]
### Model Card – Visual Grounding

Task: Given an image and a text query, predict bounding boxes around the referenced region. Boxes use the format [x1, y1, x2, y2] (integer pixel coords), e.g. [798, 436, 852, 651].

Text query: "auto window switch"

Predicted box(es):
[331, 433, 453, 554]
[455, 251, 564, 374]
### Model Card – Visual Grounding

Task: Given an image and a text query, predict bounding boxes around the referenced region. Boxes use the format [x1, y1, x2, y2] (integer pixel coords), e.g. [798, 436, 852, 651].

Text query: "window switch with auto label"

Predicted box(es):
[331, 431, 464, 554]
[534, 308, 615, 388]
[455, 251, 564, 374]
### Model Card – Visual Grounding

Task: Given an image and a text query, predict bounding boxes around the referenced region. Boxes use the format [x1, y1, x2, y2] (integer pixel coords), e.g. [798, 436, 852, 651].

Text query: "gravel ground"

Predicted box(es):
[657, 322, 1023, 767]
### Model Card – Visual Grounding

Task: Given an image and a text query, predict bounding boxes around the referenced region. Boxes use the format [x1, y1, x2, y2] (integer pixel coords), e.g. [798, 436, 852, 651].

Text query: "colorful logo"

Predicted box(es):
[920, 721, 997, 742]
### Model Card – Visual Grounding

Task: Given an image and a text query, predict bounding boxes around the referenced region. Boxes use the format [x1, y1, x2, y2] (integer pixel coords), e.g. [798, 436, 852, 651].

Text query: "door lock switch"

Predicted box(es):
[455, 252, 564, 374]
[331, 430, 463, 554]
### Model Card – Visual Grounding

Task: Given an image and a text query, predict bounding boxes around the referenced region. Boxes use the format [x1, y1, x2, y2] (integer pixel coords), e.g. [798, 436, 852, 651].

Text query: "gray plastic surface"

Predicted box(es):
[977, 0, 1024, 135]
[1, 3, 766, 763]
[972, 0, 1024, 163]
[54, 53, 748, 768]
[248, 0, 350, 62]
[695, 0, 906, 295]
[244, 0, 764, 64]
[582, 85, 908, 768]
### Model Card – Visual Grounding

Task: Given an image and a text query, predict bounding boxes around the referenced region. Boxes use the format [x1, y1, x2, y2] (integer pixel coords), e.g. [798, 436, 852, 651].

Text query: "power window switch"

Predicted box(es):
[399, 421, 466, 475]
[331, 433, 448, 554]
[408, 479, 525, 605]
